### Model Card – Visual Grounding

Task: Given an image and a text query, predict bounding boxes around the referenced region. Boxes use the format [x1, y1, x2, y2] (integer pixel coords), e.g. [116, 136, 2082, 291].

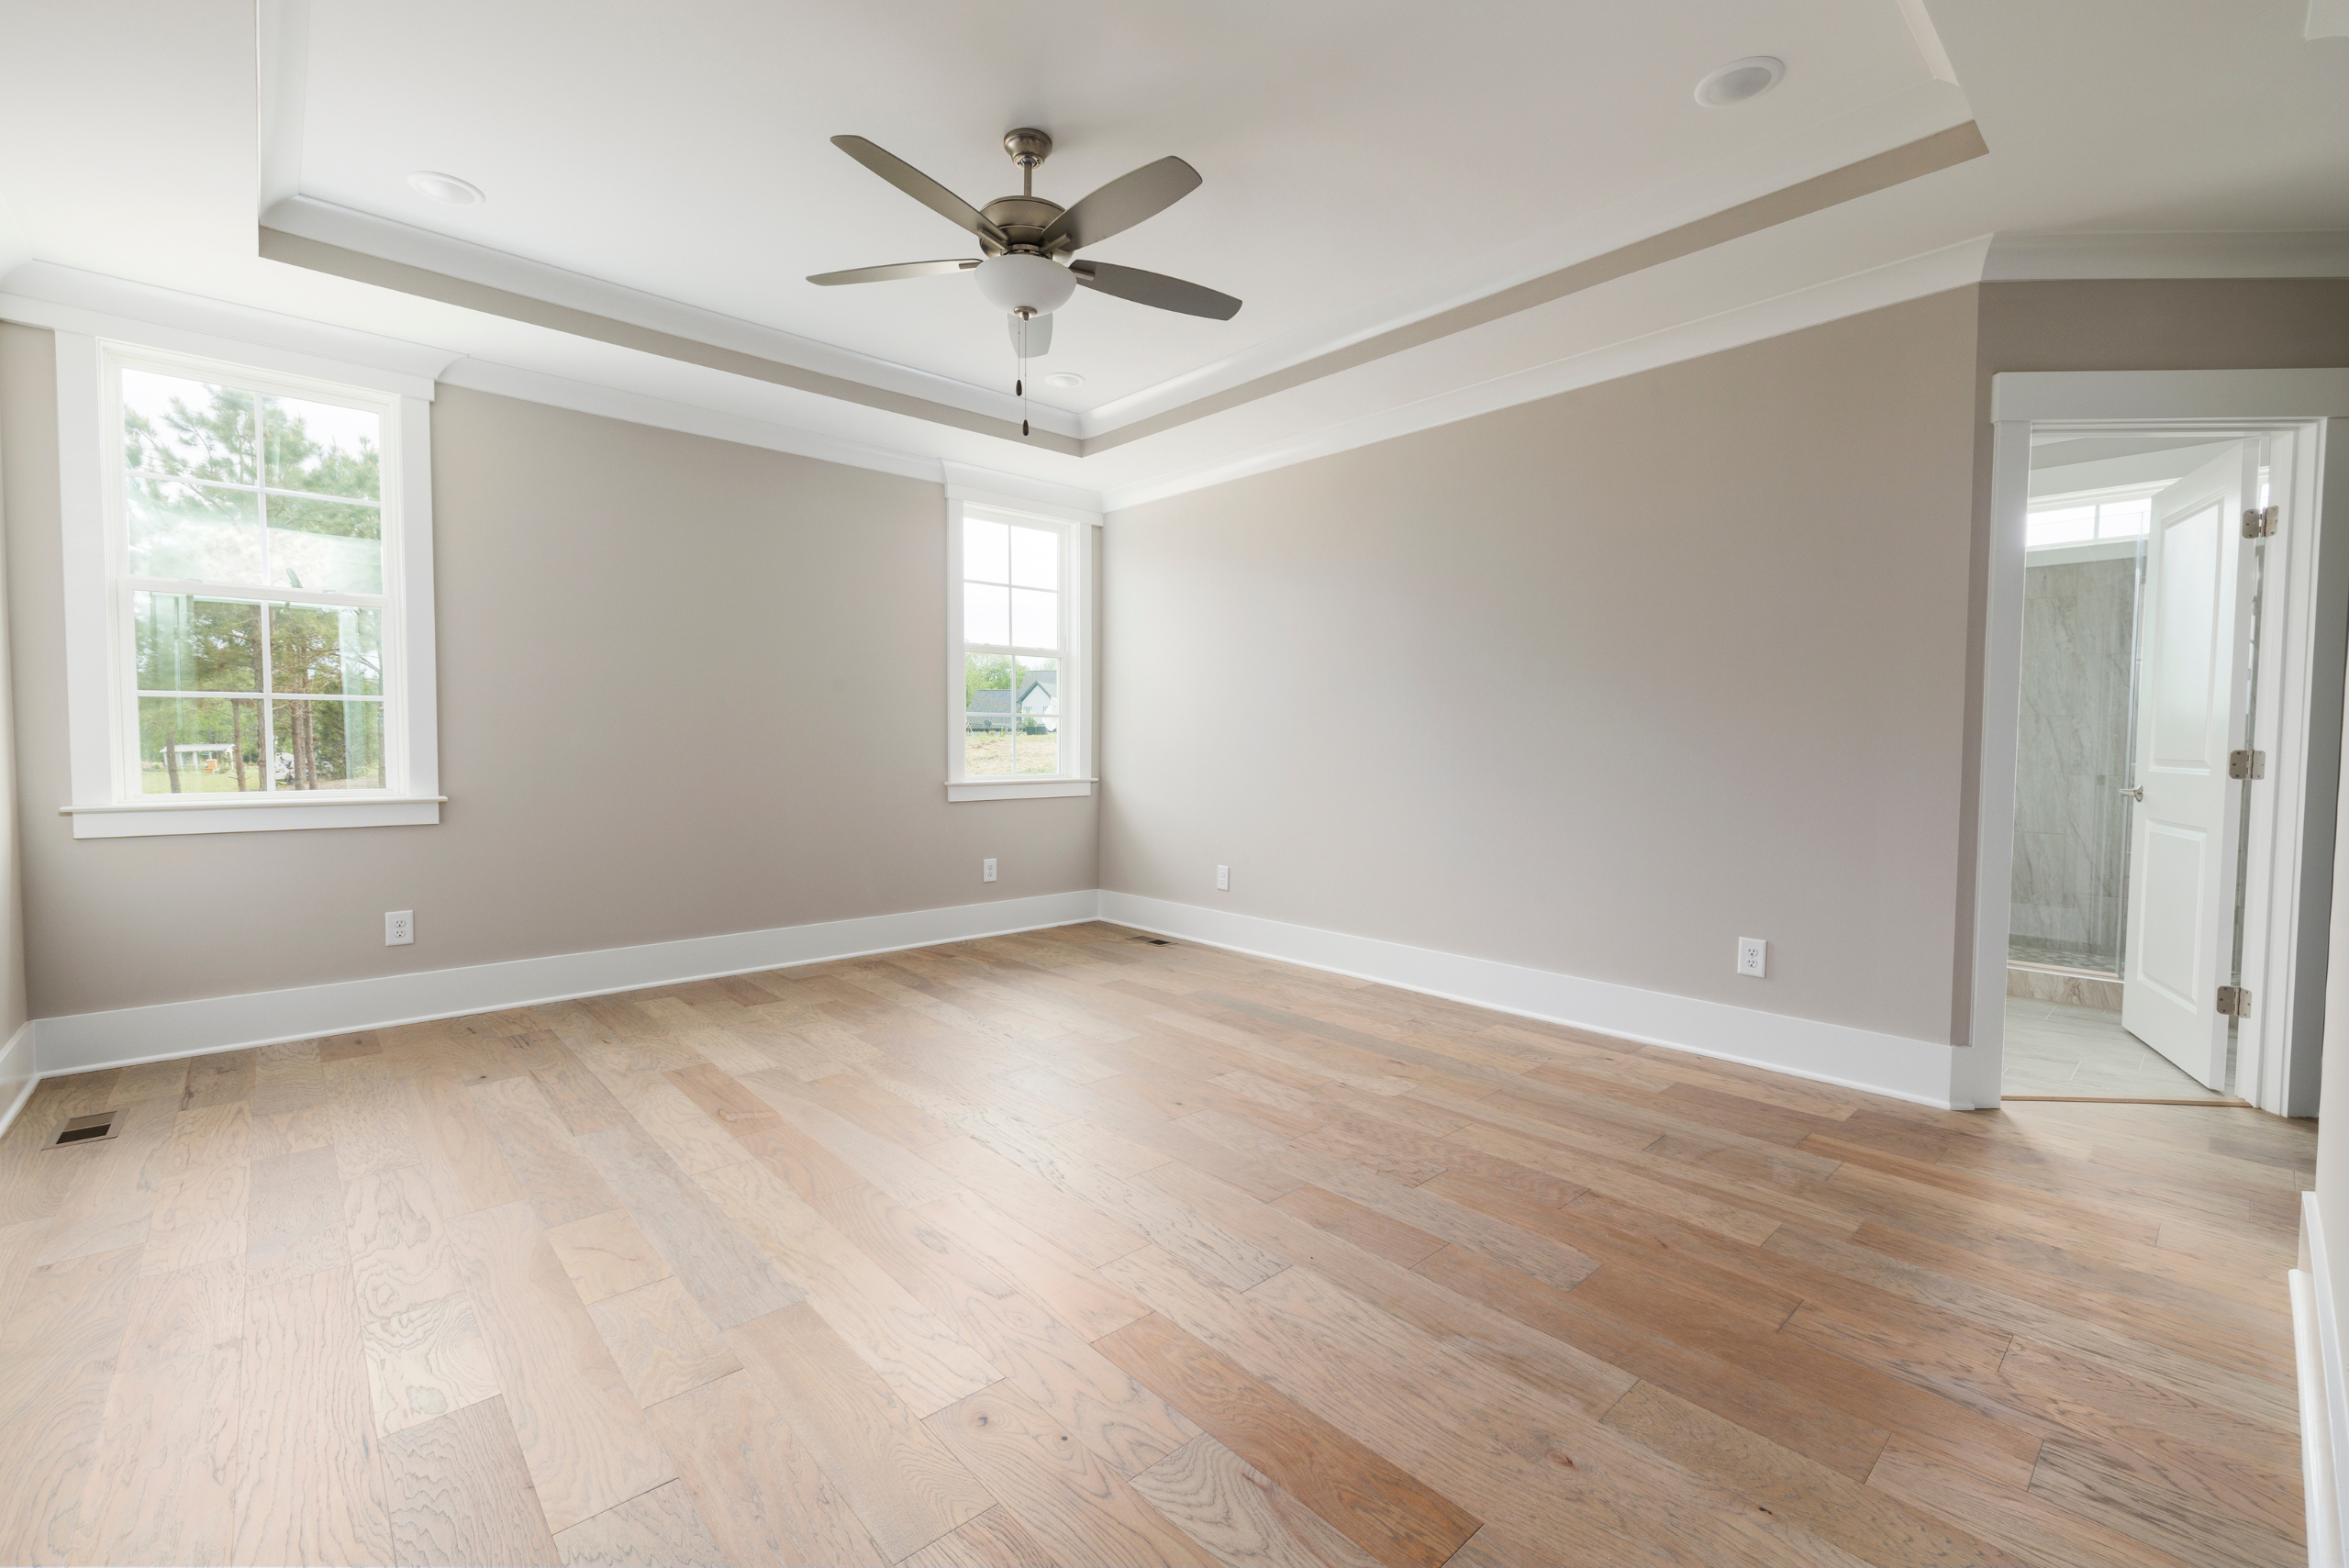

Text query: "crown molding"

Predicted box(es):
[939, 461, 1103, 520]
[1982, 229, 2349, 281]
[1100, 235, 1994, 512]
[1084, 121, 1988, 454]
[1074, 85, 1979, 439]
[262, 195, 1079, 440]
[259, 121, 1993, 473]
[438, 357, 950, 485]
[258, 222, 1085, 457]
[0, 260, 461, 393]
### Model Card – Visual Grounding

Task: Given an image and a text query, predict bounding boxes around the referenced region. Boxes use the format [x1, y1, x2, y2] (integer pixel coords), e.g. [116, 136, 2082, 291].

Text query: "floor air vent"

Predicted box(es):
[47, 1112, 118, 1149]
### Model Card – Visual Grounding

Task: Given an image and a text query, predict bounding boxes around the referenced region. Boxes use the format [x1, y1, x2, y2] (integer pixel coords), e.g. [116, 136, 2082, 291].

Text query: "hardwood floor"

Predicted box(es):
[0, 921, 2312, 1566]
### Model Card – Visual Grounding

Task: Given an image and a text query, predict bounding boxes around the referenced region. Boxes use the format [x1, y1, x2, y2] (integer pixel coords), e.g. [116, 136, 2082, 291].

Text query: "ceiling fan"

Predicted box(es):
[808, 128, 1242, 365]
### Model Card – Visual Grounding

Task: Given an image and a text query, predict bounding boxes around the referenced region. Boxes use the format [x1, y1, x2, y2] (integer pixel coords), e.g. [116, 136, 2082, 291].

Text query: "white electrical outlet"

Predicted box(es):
[1736, 937, 1767, 978]
[1215, 865, 1230, 891]
[982, 858, 997, 884]
[385, 910, 414, 947]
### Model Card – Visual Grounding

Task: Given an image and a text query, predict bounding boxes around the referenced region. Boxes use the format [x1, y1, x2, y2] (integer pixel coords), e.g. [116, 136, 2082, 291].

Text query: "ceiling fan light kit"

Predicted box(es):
[809, 125, 1243, 433]
[974, 252, 1075, 316]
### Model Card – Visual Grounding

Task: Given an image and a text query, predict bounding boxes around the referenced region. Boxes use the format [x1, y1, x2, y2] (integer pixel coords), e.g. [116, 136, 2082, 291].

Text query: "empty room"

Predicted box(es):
[2, 3, 2348, 1566]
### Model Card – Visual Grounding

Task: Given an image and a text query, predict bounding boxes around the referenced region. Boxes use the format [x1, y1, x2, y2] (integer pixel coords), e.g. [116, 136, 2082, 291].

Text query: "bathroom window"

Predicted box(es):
[2027, 492, 2154, 550]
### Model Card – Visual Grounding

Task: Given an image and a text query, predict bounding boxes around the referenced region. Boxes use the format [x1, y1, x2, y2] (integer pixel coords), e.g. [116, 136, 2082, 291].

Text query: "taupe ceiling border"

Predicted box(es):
[256, 227, 1085, 456]
[259, 120, 1984, 462]
[1085, 120, 1989, 453]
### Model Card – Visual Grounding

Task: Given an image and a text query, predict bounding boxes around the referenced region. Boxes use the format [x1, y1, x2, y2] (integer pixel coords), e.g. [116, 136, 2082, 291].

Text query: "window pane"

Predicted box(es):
[1014, 713, 1060, 775]
[268, 495, 384, 594]
[122, 371, 255, 484]
[966, 651, 1016, 711]
[1009, 525, 1058, 589]
[134, 593, 262, 693]
[2026, 505, 2096, 548]
[138, 695, 264, 793]
[272, 697, 384, 789]
[1011, 587, 1057, 650]
[128, 475, 264, 584]
[1016, 655, 1057, 717]
[963, 517, 1009, 584]
[964, 583, 1010, 646]
[272, 604, 383, 695]
[2098, 497, 2151, 539]
[963, 712, 1014, 776]
[264, 394, 381, 500]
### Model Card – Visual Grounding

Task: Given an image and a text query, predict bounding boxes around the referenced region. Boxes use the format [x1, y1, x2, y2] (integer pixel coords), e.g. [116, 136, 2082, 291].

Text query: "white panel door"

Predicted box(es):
[2121, 442, 2257, 1087]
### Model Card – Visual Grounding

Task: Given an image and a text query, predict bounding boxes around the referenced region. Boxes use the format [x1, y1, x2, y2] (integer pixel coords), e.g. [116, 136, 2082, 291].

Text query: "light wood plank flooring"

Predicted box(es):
[0, 922, 2311, 1566]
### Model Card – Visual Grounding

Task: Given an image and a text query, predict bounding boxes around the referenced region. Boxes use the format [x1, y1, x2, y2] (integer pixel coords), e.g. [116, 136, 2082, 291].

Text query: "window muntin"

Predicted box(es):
[958, 513, 1069, 780]
[108, 354, 399, 797]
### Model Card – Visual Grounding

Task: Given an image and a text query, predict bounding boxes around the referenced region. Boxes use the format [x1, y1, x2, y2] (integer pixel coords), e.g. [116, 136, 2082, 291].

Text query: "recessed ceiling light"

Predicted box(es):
[1041, 372, 1085, 389]
[407, 171, 485, 206]
[1695, 56, 1784, 107]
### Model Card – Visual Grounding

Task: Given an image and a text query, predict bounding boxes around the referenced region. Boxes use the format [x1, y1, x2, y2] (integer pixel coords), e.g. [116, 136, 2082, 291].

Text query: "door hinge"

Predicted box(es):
[2244, 506, 2279, 538]
[2217, 984, 2253, 1018]
[2229, 749, 2266, 780]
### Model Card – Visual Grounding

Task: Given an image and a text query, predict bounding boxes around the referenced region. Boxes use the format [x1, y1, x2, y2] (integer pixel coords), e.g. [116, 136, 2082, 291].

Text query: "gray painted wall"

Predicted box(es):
[1100, 289, 1984, 1047]
[0, 325, 1097, 1019]
[2009, 555, 2138, 973]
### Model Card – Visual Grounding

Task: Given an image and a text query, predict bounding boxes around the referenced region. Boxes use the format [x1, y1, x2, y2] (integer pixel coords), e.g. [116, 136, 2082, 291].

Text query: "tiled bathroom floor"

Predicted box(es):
[2004, 997, 2232, 1099]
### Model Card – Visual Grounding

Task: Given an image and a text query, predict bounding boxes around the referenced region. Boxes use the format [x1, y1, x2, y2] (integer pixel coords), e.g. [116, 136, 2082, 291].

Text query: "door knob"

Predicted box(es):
[2120, 786, 2143, 801]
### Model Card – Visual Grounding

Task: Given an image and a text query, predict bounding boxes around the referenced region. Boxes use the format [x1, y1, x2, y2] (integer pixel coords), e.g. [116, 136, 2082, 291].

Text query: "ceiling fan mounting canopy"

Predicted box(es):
[807, 128, 1243, 327]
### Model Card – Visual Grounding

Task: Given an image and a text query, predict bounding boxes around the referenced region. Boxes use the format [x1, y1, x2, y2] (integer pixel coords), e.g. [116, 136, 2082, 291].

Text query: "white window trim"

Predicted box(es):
[944, 489, 1097, 803]
[51, 328, 442, 838]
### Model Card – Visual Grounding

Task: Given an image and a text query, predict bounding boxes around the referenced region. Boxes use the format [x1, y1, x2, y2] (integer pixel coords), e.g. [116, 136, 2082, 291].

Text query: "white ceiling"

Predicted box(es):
[0, 1, 2343, 510]
[286, 0, 1952, 412]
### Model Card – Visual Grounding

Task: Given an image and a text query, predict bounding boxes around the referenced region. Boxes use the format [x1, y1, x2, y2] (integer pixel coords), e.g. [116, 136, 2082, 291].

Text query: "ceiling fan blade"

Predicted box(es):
[807, 258, 981, 286]
[1041, 156, 1201, 252]
[1071, 261, 1241, 320]
[830, 136, 1008, 250]
[1008, 313, 1052, 356]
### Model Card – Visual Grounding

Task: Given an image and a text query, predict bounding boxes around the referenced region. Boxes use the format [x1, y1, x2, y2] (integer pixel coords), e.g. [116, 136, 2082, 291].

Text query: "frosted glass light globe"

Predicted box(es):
[974, 253, 1075, 317]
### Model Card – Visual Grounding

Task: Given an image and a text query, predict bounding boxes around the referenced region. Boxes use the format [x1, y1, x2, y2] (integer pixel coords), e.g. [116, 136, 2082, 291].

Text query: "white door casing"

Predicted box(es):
[2121, 441, 2257, 1088]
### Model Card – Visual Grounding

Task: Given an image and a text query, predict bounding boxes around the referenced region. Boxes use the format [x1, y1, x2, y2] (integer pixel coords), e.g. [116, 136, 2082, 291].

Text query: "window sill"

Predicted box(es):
[61, 795, 446, 839]
[946, 778, 1095, 803]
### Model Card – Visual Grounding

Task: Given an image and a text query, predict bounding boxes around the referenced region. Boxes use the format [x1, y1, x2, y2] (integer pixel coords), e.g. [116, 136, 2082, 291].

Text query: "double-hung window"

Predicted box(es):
[56, 335, 440, 837]
[946, 496, 1092, 801]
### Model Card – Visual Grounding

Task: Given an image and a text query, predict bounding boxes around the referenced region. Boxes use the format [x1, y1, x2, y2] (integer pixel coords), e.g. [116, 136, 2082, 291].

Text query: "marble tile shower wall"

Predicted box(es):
[2010, 555, 2140, 973]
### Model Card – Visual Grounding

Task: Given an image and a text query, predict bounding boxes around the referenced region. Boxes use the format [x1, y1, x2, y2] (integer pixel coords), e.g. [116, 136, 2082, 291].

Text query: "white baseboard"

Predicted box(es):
[29, 890, 1103, 1078]
[0, 1021, 35, 1140]
[20, 884, 1987, 1112]
[2302, 1191, 2349, 1568]
[1097, 891, 1973, 1110]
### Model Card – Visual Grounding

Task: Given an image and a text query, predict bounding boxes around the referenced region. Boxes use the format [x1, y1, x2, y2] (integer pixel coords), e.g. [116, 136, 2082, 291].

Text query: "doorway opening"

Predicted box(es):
[2002, 431, 2275, 1102]
[1975, 382, 2341, 1116]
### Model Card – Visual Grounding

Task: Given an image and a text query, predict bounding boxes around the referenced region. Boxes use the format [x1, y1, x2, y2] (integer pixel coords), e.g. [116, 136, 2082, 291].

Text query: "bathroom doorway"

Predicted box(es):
[2004, 433, 2265, 1099]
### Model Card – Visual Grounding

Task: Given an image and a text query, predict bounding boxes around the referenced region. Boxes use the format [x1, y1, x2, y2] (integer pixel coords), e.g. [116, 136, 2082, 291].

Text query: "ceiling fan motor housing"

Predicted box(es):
[975, 252, 1076, 317]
